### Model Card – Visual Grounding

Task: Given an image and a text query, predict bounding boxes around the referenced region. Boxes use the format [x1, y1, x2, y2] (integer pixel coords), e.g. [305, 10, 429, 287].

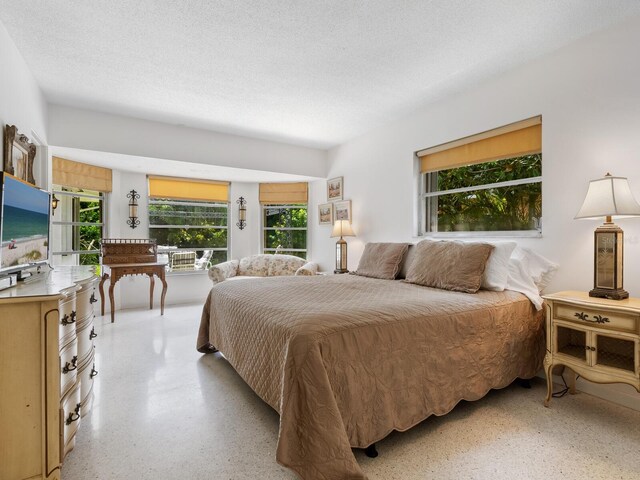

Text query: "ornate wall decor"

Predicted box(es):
[3, 124, 37, 185]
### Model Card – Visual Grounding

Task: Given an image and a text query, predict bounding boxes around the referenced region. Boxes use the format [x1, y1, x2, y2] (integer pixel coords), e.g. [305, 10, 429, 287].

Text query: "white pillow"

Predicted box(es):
[480, 241, 517, 291]
[505, 257, 544, 310]
[511, 246, 559, 292]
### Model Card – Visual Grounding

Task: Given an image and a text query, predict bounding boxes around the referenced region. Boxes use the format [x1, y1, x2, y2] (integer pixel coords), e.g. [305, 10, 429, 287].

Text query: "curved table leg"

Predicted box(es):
[149, 274, 155, 310]
[109, 280, 116, 324]
[543, 353, 553, 408]
[99, 273, 109, 316]
[159, 271, 168, 315]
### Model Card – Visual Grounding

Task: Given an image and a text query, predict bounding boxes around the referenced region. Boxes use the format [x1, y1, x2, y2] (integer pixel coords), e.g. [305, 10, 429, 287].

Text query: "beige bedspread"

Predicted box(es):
[197, 274, 544, 480]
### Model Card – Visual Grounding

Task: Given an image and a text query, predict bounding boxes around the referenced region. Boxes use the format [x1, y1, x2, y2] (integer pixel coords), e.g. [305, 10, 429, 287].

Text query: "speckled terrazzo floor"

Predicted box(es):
[62, 304, 640, 480]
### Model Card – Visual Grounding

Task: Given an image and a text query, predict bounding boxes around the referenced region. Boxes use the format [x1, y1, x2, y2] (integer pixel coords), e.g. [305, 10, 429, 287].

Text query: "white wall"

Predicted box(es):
[48, 105, 327, 179]
[310, 16, 640, 408]
[0, 21, 48, 185]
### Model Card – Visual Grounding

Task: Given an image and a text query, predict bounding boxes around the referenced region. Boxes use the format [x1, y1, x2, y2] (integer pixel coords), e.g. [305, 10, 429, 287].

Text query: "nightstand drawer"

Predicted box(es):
[554, 302, 639, 334]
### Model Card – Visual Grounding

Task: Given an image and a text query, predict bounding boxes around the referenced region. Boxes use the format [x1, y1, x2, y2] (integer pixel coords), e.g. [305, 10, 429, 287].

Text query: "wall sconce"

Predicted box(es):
[127, 189, 140, 229]
[236, 196, 247, 230]
[51, 193, 59, 216]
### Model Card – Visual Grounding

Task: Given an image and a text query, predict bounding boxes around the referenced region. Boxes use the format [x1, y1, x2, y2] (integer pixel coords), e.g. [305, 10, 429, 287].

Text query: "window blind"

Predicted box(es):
[148, 176, 229, 202]
[418, 116, 542, 173]
[259, 182, 308, 204]
[52, 157, 113, 192]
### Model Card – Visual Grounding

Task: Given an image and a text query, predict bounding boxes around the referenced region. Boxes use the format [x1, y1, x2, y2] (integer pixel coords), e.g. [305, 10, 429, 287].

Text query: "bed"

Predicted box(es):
[197, 273, 545, 480]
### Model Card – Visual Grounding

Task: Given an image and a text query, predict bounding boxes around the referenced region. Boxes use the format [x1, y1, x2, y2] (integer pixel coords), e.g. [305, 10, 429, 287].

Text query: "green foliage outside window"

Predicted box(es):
[430, 154, 542, 232]
[77, 198, 102, 266]
[263, 206, 307, 259]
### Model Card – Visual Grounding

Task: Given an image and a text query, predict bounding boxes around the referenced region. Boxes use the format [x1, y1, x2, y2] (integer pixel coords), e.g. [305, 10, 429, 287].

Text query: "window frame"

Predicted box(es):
[147, 198, 230, 272]
[416, 156, 543, 238]
[51, 187, 107, 265]
[261, 204, 308, 258]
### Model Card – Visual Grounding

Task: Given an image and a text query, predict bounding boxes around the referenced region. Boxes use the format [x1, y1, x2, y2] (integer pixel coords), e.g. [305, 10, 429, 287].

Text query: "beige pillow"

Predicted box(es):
[354, 242, 409, 280]
[405, 239, 494, 293]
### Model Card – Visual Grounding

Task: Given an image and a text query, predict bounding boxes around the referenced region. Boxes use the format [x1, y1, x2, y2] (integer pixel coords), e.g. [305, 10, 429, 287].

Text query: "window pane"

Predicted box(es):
[430, 182, 542, 232]
[150, 227, 228, 249]
[435, 154, 541, 192]
[264, 229, 307, 250]
[149, 201, 228, 227]
[264, 206, 307, 228]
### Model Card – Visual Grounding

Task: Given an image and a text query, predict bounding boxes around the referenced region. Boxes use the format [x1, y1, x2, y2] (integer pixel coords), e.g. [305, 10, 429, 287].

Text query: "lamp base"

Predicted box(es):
[589, 287, 629, 300]
[333, 269, 349, 274]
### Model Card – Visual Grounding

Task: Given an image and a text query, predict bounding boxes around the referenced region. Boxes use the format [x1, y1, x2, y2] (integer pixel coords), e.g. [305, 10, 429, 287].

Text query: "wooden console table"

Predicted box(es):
[99, 262, 168, 323]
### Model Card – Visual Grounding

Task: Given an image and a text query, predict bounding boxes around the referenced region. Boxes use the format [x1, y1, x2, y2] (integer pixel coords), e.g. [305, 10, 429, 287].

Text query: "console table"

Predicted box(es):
[99, 262, 168, 323]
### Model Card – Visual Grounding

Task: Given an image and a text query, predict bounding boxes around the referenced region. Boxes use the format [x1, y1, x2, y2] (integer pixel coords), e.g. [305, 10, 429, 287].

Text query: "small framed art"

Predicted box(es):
[327, 176, 343, 201]
[318, 203, 334, 225]
[334, 200, 351, 222]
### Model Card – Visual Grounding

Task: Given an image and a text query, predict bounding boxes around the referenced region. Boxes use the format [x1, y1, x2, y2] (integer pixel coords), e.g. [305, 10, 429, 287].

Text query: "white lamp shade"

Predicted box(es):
[575, 174, 640, 219]
[331, 220, 355, 238]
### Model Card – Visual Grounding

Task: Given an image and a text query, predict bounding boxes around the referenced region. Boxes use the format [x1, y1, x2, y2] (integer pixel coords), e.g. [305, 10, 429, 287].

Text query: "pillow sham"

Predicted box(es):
[354, 242, 409, 280]
[474, 241, 517, 291]
[405, 239, 494, 293]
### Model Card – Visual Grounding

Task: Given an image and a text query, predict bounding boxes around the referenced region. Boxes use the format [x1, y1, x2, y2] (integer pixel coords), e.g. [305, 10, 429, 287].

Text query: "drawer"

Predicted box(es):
[58, 295, 78, 348]
[60, 338, 79, 397]
[76, 317, 96, 366]
[554, 302, 639, 334]
[76, 284, 97, 320]
[78, 351, 97, 417]
[60, 381, 82, 462]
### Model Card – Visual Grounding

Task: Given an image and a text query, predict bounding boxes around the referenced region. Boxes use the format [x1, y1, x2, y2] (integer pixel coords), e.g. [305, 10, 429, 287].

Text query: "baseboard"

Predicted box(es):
[537, 371, 640, 412]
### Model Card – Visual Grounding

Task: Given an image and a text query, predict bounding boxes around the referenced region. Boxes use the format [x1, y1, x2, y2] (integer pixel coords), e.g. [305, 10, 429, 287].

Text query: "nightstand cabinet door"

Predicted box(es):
[592, 332, 638, 376]
[554, 323, 589, 365]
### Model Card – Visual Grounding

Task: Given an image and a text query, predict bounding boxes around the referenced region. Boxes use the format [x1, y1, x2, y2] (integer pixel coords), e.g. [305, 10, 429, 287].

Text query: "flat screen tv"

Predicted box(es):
[0, 172, 50, 273]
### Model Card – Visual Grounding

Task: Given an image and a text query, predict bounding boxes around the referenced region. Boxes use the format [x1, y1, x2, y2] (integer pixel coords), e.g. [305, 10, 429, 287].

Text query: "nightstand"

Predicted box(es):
[542, 291, 640, 407]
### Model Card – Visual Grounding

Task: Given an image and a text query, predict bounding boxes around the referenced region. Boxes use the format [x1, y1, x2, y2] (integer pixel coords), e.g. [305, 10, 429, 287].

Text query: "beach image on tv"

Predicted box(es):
[1, 175, 49, 269]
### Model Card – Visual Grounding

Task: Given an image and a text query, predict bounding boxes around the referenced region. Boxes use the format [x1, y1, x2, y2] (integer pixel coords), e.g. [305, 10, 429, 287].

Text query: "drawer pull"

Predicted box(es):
[574, 312, 610, 324]
[61, 313, 74, 325]
[89, 327, 98, 340]
[62, 355, 78, 374]
[65, 403, 81, 425]
[90, 293, 98, 304]
[90, 364, 98, 378]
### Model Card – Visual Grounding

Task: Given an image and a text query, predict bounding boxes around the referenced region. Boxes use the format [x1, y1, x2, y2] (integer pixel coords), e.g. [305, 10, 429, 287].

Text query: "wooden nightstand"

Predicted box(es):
[542, 291, 640, 407]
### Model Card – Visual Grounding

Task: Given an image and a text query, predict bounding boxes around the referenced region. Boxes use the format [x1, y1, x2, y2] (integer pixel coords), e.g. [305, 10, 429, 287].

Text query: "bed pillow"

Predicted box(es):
[397, 243, 416, 279]
[511, 246, 559, 292]
[208, 259, 239, 284]
[354, 242, 409, 280]
[295, 262, 319, 276]
[405, 239, 494, 293]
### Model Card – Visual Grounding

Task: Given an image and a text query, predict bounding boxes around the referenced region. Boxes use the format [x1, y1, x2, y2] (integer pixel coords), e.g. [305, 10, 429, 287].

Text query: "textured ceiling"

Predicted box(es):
[2, 1, 640, 149]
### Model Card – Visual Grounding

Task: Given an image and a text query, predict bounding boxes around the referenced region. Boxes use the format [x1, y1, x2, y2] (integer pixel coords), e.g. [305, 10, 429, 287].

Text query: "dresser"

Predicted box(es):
[543, 291, 640, 407]
[0, 266, 99, 480]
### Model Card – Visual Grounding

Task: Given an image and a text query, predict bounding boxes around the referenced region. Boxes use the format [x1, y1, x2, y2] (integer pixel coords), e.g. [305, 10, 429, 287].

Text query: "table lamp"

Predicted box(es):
[331, 220, 355, 274]
[575, 173, 640, 299]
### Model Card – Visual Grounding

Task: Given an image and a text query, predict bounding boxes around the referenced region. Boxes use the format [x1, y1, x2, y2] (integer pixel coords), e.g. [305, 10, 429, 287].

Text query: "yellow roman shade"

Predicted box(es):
[418, 116, 542, 173]
[259, 182, 308, 204]
[148, 176, 229, 202]
[52, 157, 113, 192]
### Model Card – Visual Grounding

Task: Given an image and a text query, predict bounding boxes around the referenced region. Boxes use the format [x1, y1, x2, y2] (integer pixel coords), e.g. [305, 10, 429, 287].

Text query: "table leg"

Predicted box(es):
[149, 274, 155, 310]
[566, 367, 578, 395]
[159, 271, 168, 315]
[109, 279, 116, 324]
[99, 273, 109, 316]
[543, 353, 553, 408]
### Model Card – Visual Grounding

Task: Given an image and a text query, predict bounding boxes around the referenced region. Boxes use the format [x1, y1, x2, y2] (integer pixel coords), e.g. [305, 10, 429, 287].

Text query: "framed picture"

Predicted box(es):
[318, 203, 334, 225]
[327, 176, 343, 201]
[3, 124, 37, 185]
[334, 200, 351, 222]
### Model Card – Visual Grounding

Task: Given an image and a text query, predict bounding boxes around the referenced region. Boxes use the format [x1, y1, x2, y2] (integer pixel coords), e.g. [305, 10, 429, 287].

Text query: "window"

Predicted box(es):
[259, 182, 308, 259]
[262, 205, 308, 259]
[417, 117, 542, 235]
[51, 187, 105, 266]
[148, 176, 229, 272]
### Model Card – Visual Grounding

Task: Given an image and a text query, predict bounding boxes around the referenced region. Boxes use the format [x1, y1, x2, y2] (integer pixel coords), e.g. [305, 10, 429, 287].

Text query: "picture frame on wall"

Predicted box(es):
[327, 176, 343, 201]
[318, 203, 334, 225]
[334, 200, 351, 222]
[3, 124, 37, 185]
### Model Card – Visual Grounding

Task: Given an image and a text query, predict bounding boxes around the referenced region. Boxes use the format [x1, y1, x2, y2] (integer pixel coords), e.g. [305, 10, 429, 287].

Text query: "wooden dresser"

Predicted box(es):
[0, 266, 99, 480]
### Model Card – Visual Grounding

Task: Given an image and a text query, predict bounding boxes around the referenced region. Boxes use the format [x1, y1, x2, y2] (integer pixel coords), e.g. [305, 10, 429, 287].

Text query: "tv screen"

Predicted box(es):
[0, 173, 50, 272]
